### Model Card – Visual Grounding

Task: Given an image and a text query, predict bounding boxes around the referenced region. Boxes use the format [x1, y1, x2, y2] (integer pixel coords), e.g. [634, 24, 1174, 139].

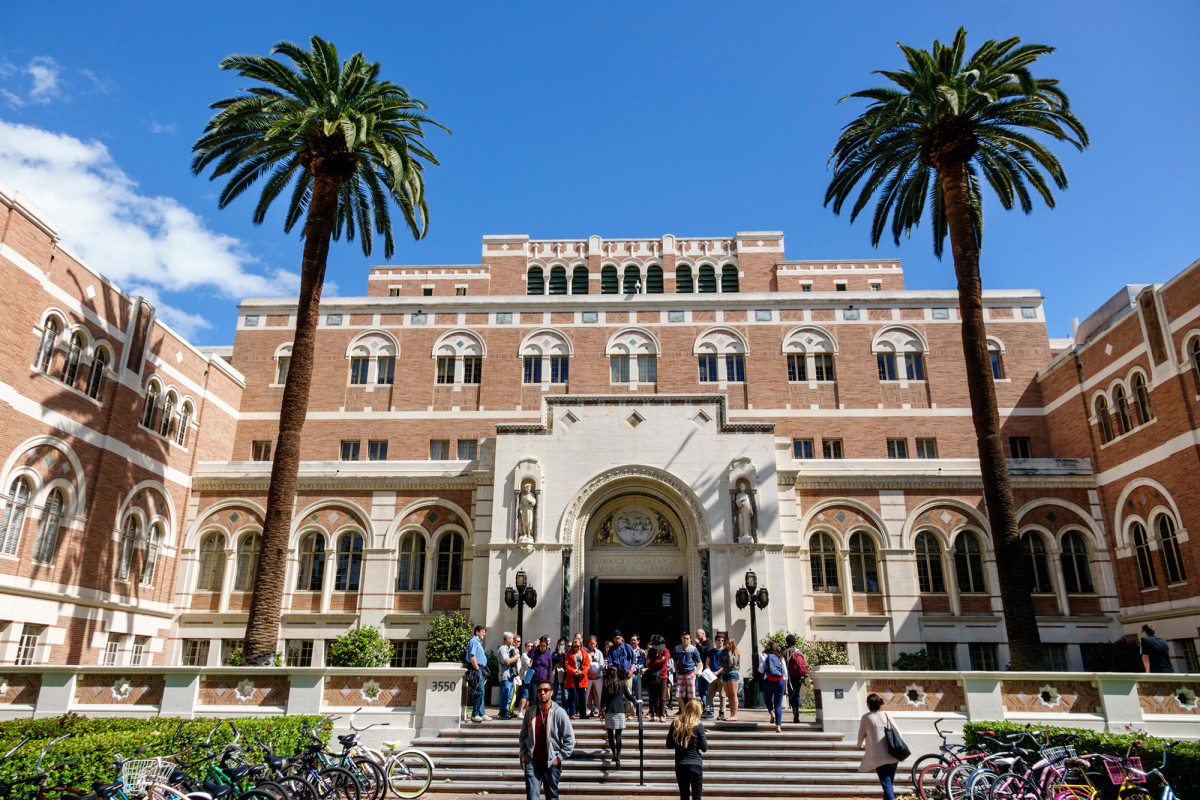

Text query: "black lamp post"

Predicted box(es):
[735, 568, 770, 708]
[503, 568, 538, 641]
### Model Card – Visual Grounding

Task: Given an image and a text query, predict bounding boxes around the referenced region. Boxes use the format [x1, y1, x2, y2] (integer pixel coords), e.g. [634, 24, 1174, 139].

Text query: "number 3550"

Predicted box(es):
[430, 680, 458, 692]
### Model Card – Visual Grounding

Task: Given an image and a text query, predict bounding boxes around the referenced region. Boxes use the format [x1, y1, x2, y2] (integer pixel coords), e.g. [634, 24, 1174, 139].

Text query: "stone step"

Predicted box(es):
[416, 736, 860, 751]
[421, 769, 910, 785]
[432, 756, 866, 771]
[422, 779, 909, 797]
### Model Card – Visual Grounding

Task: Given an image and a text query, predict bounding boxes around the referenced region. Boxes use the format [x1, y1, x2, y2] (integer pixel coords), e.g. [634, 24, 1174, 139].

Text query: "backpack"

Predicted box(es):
[765, 653, 785, 679]
[787, 650, 808, 680]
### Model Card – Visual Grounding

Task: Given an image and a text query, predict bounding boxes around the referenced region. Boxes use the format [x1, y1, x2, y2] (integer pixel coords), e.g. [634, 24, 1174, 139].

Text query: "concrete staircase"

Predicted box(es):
[411, 715, 912, 798]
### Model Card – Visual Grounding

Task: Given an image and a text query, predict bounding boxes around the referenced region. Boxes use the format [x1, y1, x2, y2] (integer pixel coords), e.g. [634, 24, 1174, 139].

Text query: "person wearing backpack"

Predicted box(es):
[465, 624, 489, 722]
[758, 640, 786, 732]
[782, 634, 808, 724]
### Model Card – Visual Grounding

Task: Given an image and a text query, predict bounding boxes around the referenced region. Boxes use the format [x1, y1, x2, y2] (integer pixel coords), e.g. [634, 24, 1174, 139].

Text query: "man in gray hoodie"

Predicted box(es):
[520, 679, 576, 800]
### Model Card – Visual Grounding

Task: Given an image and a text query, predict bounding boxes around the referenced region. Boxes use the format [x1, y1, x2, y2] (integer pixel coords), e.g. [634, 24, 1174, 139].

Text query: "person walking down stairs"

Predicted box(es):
[520, 679, 576, 800]
[667, 699, 708, 800]
[601, 665, 641, 770]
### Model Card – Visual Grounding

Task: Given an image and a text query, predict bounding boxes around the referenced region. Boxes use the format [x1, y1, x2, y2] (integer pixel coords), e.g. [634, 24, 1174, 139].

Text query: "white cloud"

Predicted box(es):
[0, 119, 299, 338]
[26, 57, 61, 104]
[149, 121, 177, 135]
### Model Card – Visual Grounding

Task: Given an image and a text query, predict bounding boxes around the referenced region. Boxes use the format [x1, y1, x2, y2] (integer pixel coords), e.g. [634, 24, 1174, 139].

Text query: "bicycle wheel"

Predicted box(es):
[253, 780, 291, 800]
[348, 758, 385, 800]
[386, 753, 433, 800]
[912, 754, 949, 788]
[947, 763, 982, 800]
[990, 773, 1043, 800]
[917, 760, 952, 800]
[315, 767, 360, 800]
[274, 774, 320, 800]
[1117, 790, 1152, 800]
[237, 791, 287, 800]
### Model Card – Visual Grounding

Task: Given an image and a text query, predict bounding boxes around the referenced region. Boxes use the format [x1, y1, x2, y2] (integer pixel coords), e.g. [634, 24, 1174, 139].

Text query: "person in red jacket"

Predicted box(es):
[562, 633, 591, 719]
[644, 634, 671, 721]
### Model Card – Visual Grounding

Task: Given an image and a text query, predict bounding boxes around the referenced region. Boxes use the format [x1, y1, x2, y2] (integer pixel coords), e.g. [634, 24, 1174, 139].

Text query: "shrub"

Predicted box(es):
[893, 649, 949, 670]
[964, 721, 1200, 800]
[0, 715, 324, 793]
[425, 610, 472, 665]
[326, 625, 392, 668]
[761, 631, 850, 709]
[224, 646, 284, 667]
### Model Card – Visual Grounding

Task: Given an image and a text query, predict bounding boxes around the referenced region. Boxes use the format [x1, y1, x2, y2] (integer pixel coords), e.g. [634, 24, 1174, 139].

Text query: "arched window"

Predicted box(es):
[396, 531, 426, 591]
[1131, 522, 1157, 589]
[140, 523, 161, 586]
[697, 264, 717, 293]
[527, 266, 545, 295]
[1, 477, 32, 555]
[63, 333, 85, 386]
[1113, 385, 1133, 434]
[33, 488, 64, 563]
[676, 265, 694, 293]
[1132, 373, 1153, 424]
[809, 533, 839, 592]
[1021, 532, 1052, 592]
[296, 532, 326, 591]
[334, 531, 364, 591]
[35, 316, 60, 372]
[874, 327, 927, 381]
[276, 349, 291, 385]
[160, 391, 176, 438]
[116, 516, 140, 581]
[548, 266, 568, 295]
[1157, 514, 1186, 584]
[915, 532, 946, 593]
[141, 383, 159, 428]
[622, 265, 641, 293]
[1192, 336, 1200, 385]
[87, 348, 108, 399]
[600, 266, 618, 294]
[848, 532, 879, 593]
[175, 402, 192, 447]
[1095, 396, 1114, 443]
[646, 265, 664, 293]
[953, 532, 986, 594]
[435, 532, 464, 591]
[1060, 531, 1094, 593]
[720, 264, 739, 293]
[195, 531, 224, 591]
[988, 341, 1005, 380]
[234, 533, 261, 591]
[571, 266, 589, 294]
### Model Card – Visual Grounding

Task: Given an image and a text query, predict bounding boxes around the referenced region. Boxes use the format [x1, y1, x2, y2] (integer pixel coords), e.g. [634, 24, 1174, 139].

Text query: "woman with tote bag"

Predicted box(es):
[857, 693, 906, 800]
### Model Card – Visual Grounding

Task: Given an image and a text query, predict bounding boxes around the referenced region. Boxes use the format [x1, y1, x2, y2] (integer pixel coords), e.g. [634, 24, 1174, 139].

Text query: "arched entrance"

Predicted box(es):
[560, 465, 708, 640]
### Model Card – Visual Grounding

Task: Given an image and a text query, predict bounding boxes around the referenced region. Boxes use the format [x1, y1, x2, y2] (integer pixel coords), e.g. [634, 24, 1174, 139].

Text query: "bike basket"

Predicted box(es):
[1105, 758, 1144, 785]
[121, 758, 174, 793]
[1041, 745, 1078, 763]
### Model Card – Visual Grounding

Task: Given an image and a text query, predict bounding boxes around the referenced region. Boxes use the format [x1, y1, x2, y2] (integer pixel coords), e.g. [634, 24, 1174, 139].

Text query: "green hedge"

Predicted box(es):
[964, 721, 1198, 800]
[0, 714, 324, 797]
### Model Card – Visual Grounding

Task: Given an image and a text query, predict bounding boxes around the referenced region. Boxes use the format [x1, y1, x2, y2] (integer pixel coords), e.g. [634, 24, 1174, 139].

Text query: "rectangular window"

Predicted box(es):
[388, 288, 400, 297]
[377, 357, 395, 385]
[103, 636, 121, 666]
[801, 284, 813, 293]
[610, 355, 630, 383]
[989, 350, 1004, 380]
[220, 639, 243, 666]
[905, 353, 925, 381]
[244, 315, 259, 327]
[698, 355, 718, 382]
[793, 439, 814, 459]
[968, 643, 999, 671]
[390, 640, 419, 668]
[422, 287, 433, 297]
[926, 643, 957, 669]
[523, 356, 542, 384]
[326, 314, 342, 326]
[869, 282, 882, 291]
[430, 440, 450, 460]
[637, 354, 657, 383]
[276, 356, 290, 385]
[456, 287, 467, 296]
[368, 440, 388, 461]
[1043, 643, 1069, 671]
[251, 441, 272, 461]
[915, 438, 938, 459]
[877, 353, 897, 380]
[436, 356, 455, 384]
[340, 440, 360, 461]
[457, 439, 478, 460]
[814, 354, 835, 381]
[932, 308, 950, 320]
[859, 643, 890, 671]
[462, 357, 482, 384]
[285, 640, 313, 667]
[835, 282, 847, 292]
[350, 357, 369, 385]
[1009, 437, 1032, 459]
[550, 356, 569, 384]
[887, 438, 908, 459]
[131, 636, 147, 667]
[1175, 639, 1200, 674]
[823, 438, 843, 459]
[787, 354, 807, 382]
[182, 639, 210, 667]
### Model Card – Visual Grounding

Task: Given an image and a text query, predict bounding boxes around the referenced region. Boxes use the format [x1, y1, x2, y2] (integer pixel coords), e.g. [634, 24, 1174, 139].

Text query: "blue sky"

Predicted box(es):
[2, 1, 1196, 343]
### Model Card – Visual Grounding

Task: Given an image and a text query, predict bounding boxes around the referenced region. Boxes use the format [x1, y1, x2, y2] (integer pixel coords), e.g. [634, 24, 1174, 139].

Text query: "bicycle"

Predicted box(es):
[304, 715, 384, 800]
[0, 735, 85, 800]
[913, 720, 1005, 800]
[1063, 741, 1181, 800]
[379, 741, 433, 800]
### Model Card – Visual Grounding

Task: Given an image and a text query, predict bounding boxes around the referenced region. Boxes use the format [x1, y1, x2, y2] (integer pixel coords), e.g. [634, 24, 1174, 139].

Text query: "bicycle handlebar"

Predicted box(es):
[35, 735, 72, 771]
[348, 708, 390, 732]
[2, 737, 32, 762]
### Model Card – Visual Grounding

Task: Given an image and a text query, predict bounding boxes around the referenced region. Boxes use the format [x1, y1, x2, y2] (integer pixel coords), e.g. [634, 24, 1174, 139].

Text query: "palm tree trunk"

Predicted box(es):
[939, 160, 1044, 671]
[243, 174, 340, 666]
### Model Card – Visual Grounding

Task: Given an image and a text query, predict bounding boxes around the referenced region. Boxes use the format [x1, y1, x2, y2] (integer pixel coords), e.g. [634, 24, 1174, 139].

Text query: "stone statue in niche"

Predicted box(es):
[731, 479, 758, 543]
[517, 480, 537, 542]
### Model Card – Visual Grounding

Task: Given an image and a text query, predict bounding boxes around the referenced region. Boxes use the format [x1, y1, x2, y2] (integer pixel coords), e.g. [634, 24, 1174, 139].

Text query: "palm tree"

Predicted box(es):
[193, 36, 447, 665]
[825, 28, 1087, 669]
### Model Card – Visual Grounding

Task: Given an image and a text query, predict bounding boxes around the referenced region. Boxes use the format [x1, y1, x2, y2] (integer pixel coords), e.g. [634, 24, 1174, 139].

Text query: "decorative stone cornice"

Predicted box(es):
[495, 394, 775, 437]
[783, 458, 1096, 491]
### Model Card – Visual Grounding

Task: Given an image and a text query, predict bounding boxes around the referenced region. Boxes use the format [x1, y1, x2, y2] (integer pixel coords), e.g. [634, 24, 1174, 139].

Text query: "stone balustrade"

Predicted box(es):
[811, 665, 1200, 754]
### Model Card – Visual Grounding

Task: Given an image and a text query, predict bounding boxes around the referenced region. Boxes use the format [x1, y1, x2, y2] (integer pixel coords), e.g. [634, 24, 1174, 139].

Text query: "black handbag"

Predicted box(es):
[884, 714, 910, 761]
